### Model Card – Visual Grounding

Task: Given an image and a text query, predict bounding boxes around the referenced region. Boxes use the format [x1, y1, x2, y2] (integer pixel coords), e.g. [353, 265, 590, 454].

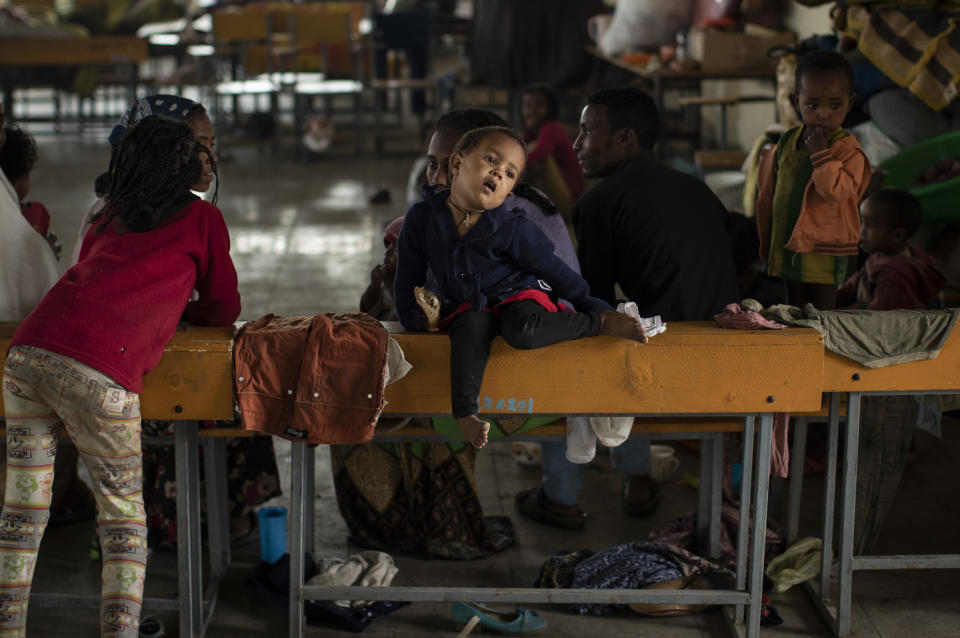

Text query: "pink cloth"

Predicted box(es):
[771, 412, 790, 478]
[714, 303, 790, 476]
[713, 303, 786, 330]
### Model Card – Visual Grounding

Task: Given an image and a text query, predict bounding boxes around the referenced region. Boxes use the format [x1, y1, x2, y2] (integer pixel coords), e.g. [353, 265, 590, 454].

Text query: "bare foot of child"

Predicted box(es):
[415, 286, 441, 331]
[456, 415, 490, 448]
[599, 311, 648, 343]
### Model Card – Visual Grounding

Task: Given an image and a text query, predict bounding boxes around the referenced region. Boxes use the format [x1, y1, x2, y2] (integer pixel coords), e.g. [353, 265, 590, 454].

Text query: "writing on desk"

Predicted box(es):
[478, 395, 534, 414]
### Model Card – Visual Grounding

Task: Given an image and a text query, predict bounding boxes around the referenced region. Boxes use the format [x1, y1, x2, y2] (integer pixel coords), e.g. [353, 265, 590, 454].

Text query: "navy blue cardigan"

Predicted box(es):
[394, 187, 611, 331]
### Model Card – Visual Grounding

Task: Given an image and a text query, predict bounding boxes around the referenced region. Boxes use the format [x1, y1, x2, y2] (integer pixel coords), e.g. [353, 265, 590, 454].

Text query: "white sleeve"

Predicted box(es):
[0, 172, 61, 321]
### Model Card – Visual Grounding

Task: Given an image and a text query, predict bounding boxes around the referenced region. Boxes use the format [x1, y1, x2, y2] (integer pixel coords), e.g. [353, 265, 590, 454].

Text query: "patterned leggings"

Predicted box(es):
[0, 346, 147, 638]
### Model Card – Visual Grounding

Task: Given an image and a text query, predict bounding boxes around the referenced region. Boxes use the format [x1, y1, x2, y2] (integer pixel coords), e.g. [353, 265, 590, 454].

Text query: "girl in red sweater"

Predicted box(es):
[520, 84, 585, 218]
[0, 116, 240, 638]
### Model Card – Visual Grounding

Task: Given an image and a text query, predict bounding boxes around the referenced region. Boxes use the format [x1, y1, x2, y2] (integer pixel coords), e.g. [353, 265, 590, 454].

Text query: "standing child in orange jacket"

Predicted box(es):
[756, 50, 872, 310]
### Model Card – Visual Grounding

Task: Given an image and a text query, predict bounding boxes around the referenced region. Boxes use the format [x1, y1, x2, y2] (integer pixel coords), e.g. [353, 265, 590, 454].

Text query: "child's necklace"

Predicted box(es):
[448, 198, 482, 228]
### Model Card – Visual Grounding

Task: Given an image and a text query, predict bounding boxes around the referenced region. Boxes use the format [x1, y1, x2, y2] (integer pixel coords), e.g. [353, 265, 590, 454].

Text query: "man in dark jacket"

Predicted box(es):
[516, 86, 739, 529]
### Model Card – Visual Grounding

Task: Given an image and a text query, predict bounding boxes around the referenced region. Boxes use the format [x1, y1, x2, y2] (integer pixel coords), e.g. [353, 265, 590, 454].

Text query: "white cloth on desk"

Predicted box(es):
[565, 302, 665, 463]
[308, 550, 399, 608]
[0, 170, 60, 321]
[383, 337, 413, 386]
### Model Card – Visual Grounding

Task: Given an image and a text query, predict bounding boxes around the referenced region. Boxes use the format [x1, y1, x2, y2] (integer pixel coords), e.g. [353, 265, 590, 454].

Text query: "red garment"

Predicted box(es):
[10, 200, 240, 392]
[21, 201, 50, 237]
[714, 303, 786, 330]
[437, 289, 571, 332]
[837, 244, 945, 310]
[233, 313, 388, 444]
[525, 120, 585, 200]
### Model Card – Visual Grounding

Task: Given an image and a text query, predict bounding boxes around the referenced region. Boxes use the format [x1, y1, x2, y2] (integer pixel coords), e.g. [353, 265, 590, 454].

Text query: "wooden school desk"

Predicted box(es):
[785, 325, 960, 637]
[0, 36, 148, 122]
[0, 322, 235, 638]
[286, 322, 825, 638]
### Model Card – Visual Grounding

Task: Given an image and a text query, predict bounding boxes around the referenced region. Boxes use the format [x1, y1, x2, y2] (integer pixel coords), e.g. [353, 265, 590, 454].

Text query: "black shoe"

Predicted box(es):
[514, 487, 586, 530]
[623, 474, 660, 518]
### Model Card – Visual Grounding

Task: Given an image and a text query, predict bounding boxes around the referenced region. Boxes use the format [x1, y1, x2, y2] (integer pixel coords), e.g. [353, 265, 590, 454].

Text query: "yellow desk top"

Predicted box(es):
[821, 326, 960, 392]
[385, 322, 824, 415]
[1, 322, 825, 419]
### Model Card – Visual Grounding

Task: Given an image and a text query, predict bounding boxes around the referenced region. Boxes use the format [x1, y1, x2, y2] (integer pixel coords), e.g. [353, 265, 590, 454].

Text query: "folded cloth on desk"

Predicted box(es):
[309, 551, 399, 608]
[754, 302, 960, 368]
[618, 301, 666, 337]
[234, 313, 411, 444]
[714, 302, 787, 330]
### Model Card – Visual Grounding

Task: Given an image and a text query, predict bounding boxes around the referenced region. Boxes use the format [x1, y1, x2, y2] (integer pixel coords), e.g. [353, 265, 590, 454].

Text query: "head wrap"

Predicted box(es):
[108, 94, 200, 154]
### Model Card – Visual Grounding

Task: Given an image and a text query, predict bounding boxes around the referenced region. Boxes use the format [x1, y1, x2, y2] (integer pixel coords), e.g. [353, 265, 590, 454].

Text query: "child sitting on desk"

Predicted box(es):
[837, 188, 945, 310]
[394, 126, 646, 448]
[756, 50, 872, 310]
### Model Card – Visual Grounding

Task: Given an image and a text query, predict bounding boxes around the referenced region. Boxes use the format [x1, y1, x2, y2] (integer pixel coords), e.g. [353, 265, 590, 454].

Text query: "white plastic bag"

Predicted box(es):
[599, 0, 695, 55]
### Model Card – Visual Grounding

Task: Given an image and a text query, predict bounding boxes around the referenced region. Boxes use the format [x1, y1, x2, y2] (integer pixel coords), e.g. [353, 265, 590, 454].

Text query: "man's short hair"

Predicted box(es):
[434, 109, 509, 140]
[586, 86, 659, 151]
[795, 50, 855, 94]
[868, 188, 924, 238]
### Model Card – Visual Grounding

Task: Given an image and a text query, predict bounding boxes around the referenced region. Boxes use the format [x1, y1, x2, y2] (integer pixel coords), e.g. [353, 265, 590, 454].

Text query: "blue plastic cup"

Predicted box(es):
[257, 506, 287, 564]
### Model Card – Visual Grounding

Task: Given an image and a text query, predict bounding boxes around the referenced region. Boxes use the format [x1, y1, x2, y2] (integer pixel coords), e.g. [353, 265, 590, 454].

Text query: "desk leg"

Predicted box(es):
[305, 446, 316, 553]
[836, 392, 861, 637]
[697, 435, 712, 552]
[820, 392, 842, 599]
[289, 441, 308, 638]
[735, 416, 755, 625]
[786, 417, 808, 545]
[746, 413, 773, 638]
[203, 436, 231, 579]
[175, 421, 203, 638]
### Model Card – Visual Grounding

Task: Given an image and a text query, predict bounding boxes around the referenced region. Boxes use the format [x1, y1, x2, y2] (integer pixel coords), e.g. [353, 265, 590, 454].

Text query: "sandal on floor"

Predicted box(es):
[452, 602, 547, 635]
[231, 511, 259, 544]
[139, 615, 165, 638]
[514, 487, 586, 530]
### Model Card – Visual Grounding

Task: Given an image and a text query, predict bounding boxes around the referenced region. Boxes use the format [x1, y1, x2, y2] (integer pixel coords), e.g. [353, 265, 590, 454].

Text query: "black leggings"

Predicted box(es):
[448, 300, 602, 418]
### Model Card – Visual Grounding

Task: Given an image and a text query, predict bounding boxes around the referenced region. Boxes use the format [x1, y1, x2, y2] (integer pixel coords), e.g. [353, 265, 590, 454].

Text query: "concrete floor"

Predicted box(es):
[14, 128, 960, 637]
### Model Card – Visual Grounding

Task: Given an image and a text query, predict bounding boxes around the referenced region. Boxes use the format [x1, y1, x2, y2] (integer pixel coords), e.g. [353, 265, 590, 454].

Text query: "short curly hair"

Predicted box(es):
[0, 126, 37, 182]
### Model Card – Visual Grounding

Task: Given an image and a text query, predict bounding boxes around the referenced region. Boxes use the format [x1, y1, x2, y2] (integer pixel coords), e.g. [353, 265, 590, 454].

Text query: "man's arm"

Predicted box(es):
[574, 196, 618, 306]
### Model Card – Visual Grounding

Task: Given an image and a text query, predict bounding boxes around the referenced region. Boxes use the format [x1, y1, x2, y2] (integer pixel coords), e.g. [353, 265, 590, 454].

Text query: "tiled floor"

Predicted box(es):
[14, 129, 960, 637]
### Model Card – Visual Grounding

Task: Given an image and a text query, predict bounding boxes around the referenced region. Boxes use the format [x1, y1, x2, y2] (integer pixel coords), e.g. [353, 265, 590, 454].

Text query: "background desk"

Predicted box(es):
[586, 47, 776, 161]
[0, 36, 148, 125]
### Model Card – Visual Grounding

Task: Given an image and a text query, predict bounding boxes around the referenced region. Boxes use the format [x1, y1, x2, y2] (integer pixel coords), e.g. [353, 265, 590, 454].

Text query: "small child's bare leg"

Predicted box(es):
[456, 414, 490, 448]
[599, 310, 648, 343]
[415, 286, 441, 331]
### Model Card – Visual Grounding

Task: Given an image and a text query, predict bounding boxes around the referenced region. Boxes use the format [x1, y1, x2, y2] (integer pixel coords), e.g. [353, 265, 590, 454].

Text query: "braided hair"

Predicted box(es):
[93, 116, 209, 233]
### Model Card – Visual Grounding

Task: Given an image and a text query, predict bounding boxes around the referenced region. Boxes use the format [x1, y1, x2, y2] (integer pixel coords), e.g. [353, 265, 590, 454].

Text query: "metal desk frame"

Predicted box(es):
[787, 388, 960, 637]
[285, 413, 776, 638]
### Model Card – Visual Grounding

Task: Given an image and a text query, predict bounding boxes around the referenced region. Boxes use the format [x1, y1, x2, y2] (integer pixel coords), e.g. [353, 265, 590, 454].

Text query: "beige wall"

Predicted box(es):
[700, 3, 834, 152]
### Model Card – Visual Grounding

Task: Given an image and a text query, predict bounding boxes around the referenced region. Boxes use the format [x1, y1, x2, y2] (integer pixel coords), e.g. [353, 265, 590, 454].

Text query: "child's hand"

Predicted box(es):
[414, 286, 441, 332]
[802, 126, 828, 155]
[45, 232, 62, 260]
